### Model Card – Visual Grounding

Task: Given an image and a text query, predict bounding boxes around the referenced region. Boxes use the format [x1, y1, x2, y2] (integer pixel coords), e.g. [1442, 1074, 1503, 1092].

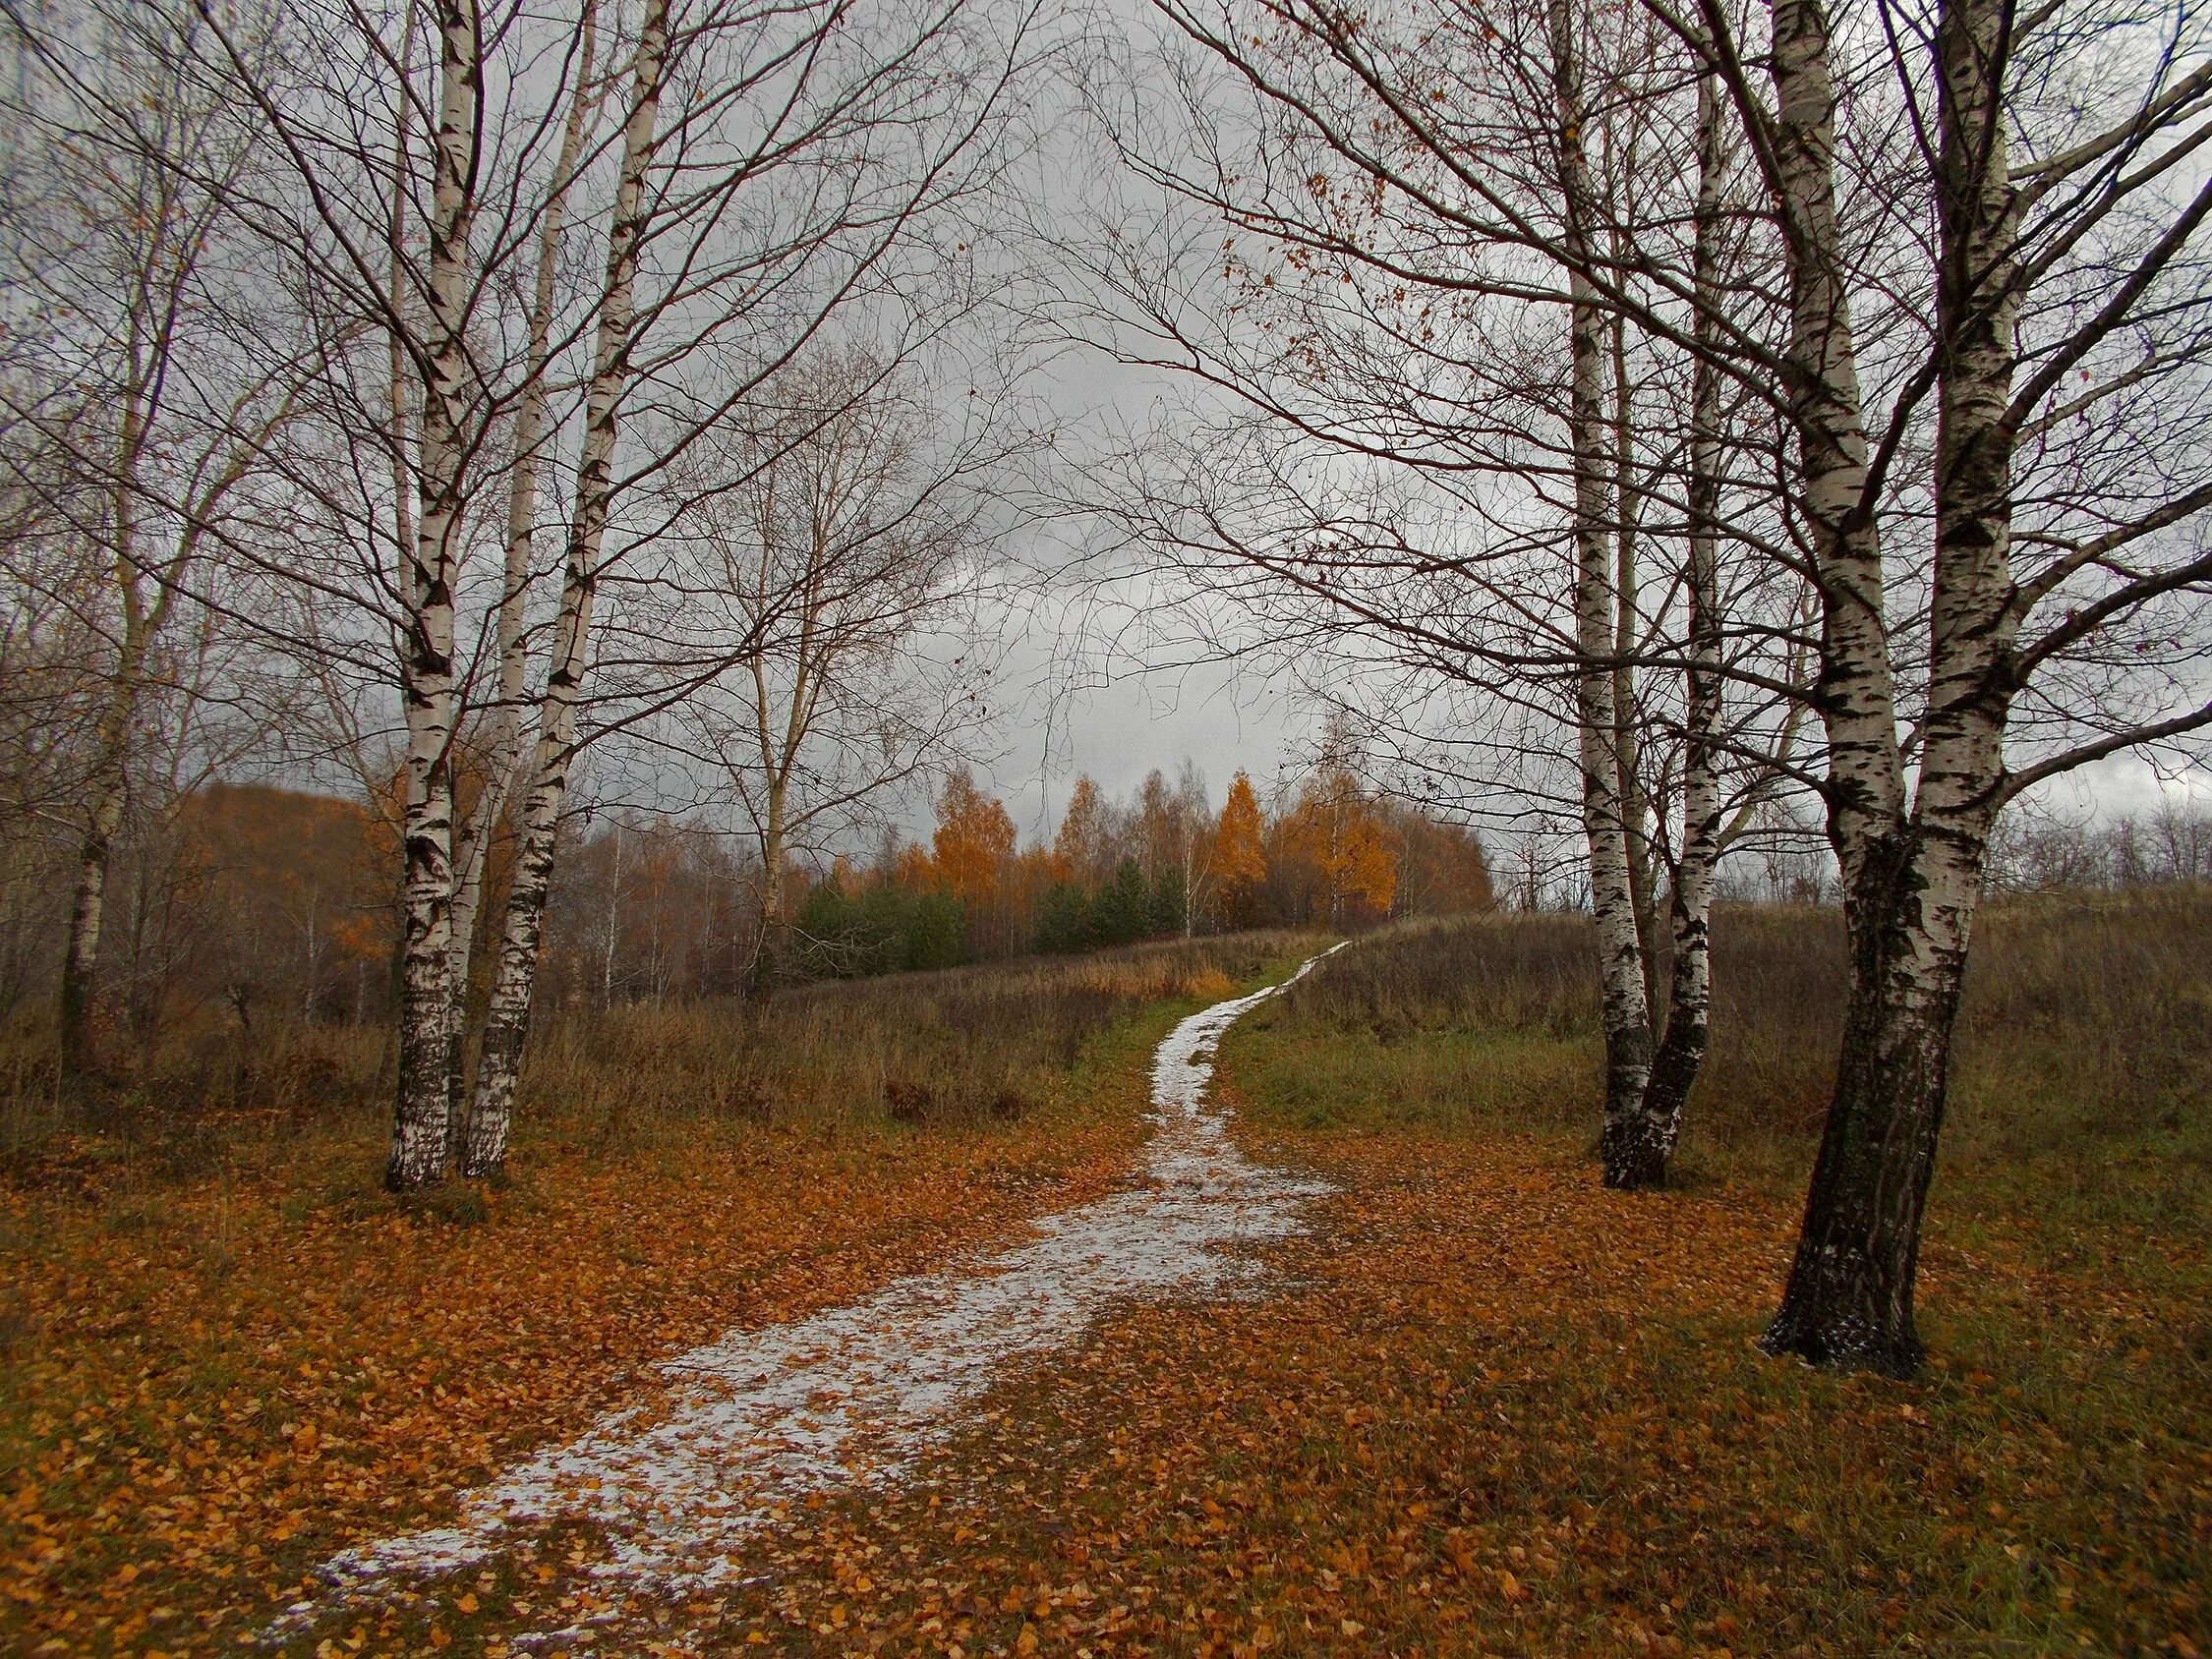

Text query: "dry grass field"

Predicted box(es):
[0, 933, 1320, 1655]
[1, 897, 2205, 1656]
[631, 891, 2208, 1657]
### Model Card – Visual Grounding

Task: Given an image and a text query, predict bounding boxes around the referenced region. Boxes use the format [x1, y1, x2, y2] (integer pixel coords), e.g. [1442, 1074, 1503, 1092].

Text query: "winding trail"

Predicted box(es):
[278, 946, 1342, 1642]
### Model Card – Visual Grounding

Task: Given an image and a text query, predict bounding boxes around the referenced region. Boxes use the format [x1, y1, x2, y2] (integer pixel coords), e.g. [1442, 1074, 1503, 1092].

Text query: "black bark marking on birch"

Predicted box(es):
[1762, 838, 1966, 1377]
[1764, 0, 2025, 1377]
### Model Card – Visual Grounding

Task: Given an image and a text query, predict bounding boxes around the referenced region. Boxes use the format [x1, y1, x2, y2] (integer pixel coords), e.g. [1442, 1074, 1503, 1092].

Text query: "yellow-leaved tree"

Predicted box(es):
[1212, 772, 1268, 926]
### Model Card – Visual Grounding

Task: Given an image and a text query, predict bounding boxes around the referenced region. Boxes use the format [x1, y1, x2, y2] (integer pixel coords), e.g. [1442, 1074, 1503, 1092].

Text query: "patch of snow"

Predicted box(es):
[276, 946, 1342, 1637]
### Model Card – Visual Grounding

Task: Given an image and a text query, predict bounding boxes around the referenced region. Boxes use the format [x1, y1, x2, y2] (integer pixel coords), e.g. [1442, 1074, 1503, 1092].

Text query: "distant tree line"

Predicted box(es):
[786, 762, 1493, 982]
[1985, 806, 2212, 895]
[0, 756, 1492, 1032]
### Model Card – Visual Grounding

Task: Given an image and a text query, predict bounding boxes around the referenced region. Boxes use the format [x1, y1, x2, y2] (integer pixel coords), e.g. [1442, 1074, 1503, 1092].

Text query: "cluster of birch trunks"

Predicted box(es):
[1090, 0, 2212, 1376]
[7, 0, 2209, 1380]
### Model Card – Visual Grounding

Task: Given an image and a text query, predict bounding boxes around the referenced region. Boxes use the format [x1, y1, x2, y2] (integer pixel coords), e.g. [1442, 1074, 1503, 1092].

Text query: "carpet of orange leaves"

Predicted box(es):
[0, 1104, 1143, 1656]
[7, 1041, 2205, 1656]
[612, 1124, 2205, 1658]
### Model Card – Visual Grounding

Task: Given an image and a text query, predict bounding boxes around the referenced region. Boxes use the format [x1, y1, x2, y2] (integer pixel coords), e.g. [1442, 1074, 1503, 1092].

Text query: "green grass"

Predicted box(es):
[1132, 891, 2212, 1654]
[1223, 891, 2212, 1238]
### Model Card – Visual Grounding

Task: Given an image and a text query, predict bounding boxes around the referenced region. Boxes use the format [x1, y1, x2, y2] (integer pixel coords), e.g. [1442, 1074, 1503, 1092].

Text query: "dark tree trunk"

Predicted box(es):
[1761, 837, 1974, 1377]
[1764, 0, 2019, 1378]
[1598, 1018, 1663, 1188]
[1623, 909, 1711, 1190]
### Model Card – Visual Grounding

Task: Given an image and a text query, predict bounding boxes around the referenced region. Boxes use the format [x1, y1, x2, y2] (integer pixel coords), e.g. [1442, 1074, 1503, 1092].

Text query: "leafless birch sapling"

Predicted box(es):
[0, 1, 312, 1075]
[659, 349, 1009, 990]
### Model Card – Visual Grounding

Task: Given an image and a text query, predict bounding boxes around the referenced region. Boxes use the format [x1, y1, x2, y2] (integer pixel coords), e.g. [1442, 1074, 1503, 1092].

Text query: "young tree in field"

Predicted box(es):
[0, 1, 311, 1074]
[1170, 760, 1216, 934]
[1210, 770, 1268, 924]
[1632, 62, 1735, 1181]
[664, 349, 1004, 989]
[1548, 0, 1657, 1176]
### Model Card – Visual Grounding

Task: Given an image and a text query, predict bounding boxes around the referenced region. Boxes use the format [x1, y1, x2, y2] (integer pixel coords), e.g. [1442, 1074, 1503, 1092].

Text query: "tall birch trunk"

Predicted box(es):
[465, 0, 669, 1178]
[1551, 0, 1653, 1178]
[1626, 71, 1730, 1187]
[59, 337, 150, 1075]
[1768, 0, 1904, 883]
[59, 636, 144, 1074]
[754, 779, 790, 992]
[386, 0, 482, 1191]
[441, 0, 600, 1149]
[1762, 0, 2020, 1373]
[1609, 308, 1660, 1016]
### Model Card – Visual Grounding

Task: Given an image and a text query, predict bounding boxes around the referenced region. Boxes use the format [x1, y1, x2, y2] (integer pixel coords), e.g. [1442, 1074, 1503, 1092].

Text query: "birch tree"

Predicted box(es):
[457, 0, 1046, 1177]
[1073, 0, 1810, 1185]
[0, 0, 313, 1075]
[438, 0, 605, 1141]
[1631, 68, 1733, 1173]
[1111, 0, 2212, 1362]
[151, 0, 1041, 1182]
[462, 0, 673, 1177]
[1550, 0, 1657, 1174]
[660, 348, 1006, 990]
[1685, 0, 2212, 1371]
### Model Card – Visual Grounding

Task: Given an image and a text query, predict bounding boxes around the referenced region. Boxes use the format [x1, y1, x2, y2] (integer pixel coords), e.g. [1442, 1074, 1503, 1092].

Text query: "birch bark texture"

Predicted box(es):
[1760, 0, 2025, 1373]
[1630, 67, 1732, 1184]
[440, 0, 603, 1155]
[1551, 0, 1657, 1184]
[387, 0, 487, 1190]
[466, 0, 671, 1179]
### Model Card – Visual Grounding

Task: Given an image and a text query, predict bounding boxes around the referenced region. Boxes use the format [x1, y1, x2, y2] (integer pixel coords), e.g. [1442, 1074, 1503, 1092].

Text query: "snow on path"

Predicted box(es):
[277, 946, 1343, 1638]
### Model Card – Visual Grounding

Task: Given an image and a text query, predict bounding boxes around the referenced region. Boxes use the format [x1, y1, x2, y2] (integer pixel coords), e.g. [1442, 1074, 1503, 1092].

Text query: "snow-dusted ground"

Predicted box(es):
[278, 947, 1341, 1640]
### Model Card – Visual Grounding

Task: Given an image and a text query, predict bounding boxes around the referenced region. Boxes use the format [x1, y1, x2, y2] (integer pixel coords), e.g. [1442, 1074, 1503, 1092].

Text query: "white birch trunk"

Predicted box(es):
[442, 0, 600, 1149]
[1770, 0, 1904, 879]
[465, 0, 669, 1177]
[1631, 70, 1730, 1185]
[1609, 307, 1659, 1015]
[386, 0, 482, 1190]
[756, 780, 790, 991]
[1550, 0, 1654, 1180]
[1763, 0, 2021, 1373]
[59, 347, 158, 1075]
[59, 632, 144, 1072]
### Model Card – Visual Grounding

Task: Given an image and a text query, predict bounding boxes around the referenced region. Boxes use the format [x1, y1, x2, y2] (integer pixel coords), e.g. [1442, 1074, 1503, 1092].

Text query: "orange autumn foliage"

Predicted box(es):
[1051, 775, 1110, 887]
[1276, 768, 1398, 923]
[1213, 772, 1267, 892]
[932, 768, 1017, 904]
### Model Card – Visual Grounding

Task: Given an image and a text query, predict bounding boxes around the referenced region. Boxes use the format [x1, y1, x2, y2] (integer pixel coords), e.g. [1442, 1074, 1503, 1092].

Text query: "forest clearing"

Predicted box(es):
[7, 0, 2212, 1650]
[4, 897, 2204, 1655]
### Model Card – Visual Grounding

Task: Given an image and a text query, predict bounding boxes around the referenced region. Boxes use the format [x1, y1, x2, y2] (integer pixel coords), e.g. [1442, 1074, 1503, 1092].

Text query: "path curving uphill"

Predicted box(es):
[276, 945, 1344, 1644]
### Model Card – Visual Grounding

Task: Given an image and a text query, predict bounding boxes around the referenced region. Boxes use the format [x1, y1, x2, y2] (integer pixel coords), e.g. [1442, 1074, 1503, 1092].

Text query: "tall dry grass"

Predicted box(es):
[1230, 888, 2212, 1225]
[0, 930, 1322, 1196]
[523, 930, 1317, 1152]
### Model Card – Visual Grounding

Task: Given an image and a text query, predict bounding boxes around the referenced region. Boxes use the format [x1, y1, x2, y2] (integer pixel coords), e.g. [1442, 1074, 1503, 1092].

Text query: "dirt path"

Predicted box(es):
[277, 948, 1343, 1648]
